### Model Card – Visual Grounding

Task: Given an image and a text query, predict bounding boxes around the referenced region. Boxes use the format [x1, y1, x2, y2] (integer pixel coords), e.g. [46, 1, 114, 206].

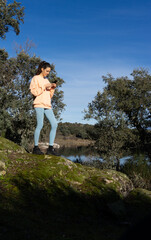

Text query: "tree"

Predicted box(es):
[0, 0, 24, 39]
[0, 49, 16, 138]
[0, 47, 66, 149]
[84, 69, 151, 169]
[93, 120, 138, 170]
[103, 69, 151, 141]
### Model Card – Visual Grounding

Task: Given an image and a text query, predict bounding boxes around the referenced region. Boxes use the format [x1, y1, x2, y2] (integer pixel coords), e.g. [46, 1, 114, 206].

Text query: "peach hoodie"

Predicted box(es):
[30, 75, 55, 109]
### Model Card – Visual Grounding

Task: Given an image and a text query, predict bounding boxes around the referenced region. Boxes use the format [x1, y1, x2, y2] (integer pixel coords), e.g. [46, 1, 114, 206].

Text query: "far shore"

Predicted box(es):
[55, 135, 95, 148]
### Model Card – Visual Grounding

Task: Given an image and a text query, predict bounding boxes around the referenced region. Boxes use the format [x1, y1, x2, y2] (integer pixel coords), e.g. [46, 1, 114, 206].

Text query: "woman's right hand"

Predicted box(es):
[45, 83, 52, 90]
[51, 83, 56, 89]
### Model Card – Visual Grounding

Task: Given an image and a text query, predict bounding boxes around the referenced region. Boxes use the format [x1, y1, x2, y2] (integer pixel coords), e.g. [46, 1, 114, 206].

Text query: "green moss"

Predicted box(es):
[0, 136, 26, 153]
[0, 137, 151, 240]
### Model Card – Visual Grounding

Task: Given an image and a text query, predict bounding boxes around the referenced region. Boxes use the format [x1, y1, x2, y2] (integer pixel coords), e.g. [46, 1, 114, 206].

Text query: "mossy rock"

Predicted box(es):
[0, 136, 26, 153]
[0, 137, 151, 240]
[0, 137, 134, 198]
[0, 137, 26, 175]
[2, 154, 134, 200]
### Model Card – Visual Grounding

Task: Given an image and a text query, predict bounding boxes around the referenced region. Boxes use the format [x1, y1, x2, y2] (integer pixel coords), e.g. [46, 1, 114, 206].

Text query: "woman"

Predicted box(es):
[30, 61, 58, 155]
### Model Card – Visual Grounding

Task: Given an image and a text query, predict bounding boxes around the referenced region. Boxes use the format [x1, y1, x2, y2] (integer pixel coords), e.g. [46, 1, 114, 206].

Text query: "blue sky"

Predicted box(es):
[1, 0, 151, 124]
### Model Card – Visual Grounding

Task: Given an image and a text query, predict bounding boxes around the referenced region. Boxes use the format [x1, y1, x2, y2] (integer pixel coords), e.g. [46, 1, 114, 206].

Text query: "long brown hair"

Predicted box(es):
[36, 61, 51, 75]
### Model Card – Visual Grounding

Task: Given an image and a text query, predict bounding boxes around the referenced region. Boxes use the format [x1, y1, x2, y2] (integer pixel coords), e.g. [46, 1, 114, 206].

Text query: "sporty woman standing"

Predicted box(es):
[30, 61, 58, 155]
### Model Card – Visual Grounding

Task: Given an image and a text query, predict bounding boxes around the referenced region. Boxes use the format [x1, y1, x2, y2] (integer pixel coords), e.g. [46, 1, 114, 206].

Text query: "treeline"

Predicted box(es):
[57, 122, 96, 139]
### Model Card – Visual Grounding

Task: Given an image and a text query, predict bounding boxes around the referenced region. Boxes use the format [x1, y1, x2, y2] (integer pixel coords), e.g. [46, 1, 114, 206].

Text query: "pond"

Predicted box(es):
[57, 145, 151, 167]
[57, 145, 100, 162]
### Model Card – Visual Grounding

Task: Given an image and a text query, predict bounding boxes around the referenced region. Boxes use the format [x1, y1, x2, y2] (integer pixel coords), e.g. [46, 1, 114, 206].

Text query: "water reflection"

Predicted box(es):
[58, 146, 151, 167]
[58, 146, 101, 163]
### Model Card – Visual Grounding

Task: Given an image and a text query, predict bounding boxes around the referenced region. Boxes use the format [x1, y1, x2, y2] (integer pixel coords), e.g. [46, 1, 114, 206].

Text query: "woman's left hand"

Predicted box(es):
[46, 83, 56, 90]
[51, 83, 57, 89]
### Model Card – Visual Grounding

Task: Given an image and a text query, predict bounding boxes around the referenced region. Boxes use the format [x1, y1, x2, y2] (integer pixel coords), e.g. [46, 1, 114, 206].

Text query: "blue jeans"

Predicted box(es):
[34, 108, 58, 146]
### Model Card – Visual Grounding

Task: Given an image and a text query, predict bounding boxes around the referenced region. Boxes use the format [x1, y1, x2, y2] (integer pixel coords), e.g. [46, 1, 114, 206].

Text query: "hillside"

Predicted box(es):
[0, 136, 151, 240]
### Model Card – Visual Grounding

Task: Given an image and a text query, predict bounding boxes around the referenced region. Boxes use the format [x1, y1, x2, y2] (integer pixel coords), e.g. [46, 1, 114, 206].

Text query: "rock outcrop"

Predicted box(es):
[0, 136, 151, 240]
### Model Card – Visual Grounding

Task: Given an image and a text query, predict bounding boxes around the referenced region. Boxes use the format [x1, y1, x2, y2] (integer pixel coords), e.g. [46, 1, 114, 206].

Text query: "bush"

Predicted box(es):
[121, 154, 151, 190]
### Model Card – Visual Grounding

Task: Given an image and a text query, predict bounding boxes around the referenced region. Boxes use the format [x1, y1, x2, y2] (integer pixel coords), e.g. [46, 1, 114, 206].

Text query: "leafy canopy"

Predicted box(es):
[0, 0, 24, 39]
[84, 69, 151, 167]
[84, 69, 151, 136]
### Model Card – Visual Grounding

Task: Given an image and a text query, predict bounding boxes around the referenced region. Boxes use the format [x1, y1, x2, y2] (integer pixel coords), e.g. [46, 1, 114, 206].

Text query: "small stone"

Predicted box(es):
[0, 161, 6, 176]
[0, 170, 6, 176]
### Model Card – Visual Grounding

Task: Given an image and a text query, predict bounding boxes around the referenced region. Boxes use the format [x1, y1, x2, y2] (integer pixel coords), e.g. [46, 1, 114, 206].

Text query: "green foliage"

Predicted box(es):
[57, 122, 95, 139]
[84, 69, 151, 167]
[0, 0, 24, 39]
[104, 70, 151, 140]
[121, 153, 151, 190]
[84, 69, 151, 134]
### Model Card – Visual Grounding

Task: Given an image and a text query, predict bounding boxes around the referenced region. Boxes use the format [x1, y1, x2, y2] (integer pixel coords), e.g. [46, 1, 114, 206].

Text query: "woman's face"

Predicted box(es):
[41, 67, 51, 77]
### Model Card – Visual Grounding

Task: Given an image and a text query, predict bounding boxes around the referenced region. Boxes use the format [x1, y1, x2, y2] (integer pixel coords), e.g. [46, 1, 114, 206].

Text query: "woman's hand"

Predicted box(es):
[51, 83, 56, 89]
[45, 83, 56, 90]
[45, 83, 52, 90]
